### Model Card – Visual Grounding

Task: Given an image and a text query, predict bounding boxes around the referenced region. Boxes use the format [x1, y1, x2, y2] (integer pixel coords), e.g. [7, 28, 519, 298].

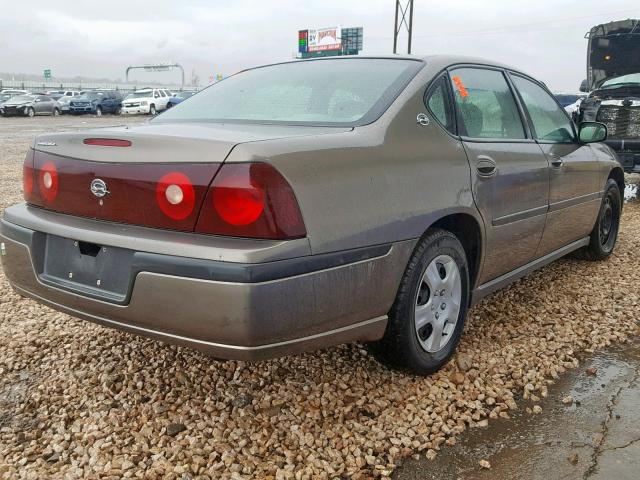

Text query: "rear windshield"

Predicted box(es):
[155, 58, 423, 126]
[78, 93, 105, 100]
[127, 91, 153, 99]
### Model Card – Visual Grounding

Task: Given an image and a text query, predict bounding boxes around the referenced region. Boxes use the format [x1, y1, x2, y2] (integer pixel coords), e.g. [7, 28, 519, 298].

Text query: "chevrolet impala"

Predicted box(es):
[0, 56, 623, 374]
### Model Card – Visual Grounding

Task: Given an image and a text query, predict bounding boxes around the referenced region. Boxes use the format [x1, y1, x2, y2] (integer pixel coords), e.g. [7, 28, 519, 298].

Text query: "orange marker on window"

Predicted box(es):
[452, 76, 469, 98]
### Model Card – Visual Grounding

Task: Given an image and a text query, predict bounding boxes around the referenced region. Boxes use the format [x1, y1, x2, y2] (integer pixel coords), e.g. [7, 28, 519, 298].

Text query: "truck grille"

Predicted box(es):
[596, 105, 640, 139]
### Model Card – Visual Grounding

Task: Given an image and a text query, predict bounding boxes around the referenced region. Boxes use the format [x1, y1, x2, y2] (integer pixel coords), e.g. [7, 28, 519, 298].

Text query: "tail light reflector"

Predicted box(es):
[38, 161, 59, 203]
[196, 163, 306, 239]
[155, 172, 196, 221]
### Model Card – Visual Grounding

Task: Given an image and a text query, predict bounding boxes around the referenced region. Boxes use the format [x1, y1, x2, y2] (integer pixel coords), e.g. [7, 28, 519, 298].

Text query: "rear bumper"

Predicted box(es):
[0, 204, 411, 360]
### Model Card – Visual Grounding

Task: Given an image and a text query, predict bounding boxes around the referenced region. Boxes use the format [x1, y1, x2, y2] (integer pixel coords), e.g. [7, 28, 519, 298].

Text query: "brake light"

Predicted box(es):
[195, 163, 306, 239]
[155, 172, 196, 220]
[83, 138, 132, 147]
[38, 161, 59, 202]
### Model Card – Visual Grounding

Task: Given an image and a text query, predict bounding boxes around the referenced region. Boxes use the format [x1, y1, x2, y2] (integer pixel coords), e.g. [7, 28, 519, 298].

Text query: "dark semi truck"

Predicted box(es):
[578, 19, 640, 172]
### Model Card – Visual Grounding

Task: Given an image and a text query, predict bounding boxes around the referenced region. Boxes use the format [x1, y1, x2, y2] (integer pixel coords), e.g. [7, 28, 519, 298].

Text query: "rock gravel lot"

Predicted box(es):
[0, 117, 639, 479]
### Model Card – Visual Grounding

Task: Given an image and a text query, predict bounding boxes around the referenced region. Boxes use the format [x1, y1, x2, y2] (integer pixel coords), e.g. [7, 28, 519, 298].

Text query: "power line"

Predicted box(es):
[383, 8, 639, 41]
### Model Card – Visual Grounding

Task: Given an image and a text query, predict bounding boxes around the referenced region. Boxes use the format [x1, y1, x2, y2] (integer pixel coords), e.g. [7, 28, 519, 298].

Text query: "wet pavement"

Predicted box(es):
[393, 340, 640, 480]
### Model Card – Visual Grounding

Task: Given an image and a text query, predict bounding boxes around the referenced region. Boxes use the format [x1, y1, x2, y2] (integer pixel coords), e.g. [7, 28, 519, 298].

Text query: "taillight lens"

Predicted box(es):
[38, 161, 59, 203]
[23, 149, 35, 201]
[155, 172, 196, 220]
[23, 164, 34, 199]
[196, 163, 306, 239]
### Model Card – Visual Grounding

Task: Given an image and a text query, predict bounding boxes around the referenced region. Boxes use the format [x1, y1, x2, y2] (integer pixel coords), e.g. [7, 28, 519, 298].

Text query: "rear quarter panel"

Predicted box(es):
[227, 64, 481, 255]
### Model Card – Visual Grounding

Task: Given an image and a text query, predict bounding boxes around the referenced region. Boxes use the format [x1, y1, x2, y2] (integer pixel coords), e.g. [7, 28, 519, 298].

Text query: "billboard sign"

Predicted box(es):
[308, 27, 342, 52]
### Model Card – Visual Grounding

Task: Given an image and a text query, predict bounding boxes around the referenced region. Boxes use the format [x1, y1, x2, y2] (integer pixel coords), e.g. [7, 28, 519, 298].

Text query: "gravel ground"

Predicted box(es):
[0, 117, 639, 479]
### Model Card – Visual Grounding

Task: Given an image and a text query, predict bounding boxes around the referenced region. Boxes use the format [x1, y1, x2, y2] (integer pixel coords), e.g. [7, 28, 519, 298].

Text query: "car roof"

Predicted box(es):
[248, 54, 532, 80]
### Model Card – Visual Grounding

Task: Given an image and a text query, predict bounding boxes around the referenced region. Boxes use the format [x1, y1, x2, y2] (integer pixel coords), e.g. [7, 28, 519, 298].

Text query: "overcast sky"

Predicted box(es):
[0, 0, 638, 91]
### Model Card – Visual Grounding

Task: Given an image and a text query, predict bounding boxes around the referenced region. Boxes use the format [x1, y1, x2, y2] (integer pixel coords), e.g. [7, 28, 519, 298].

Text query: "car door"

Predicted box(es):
[509, 74, 601, 256]
[449, 66, 550, 284]
[34, 96, 48, 114]
[103, 92, 114, 112]
[41, 96, 55, 114]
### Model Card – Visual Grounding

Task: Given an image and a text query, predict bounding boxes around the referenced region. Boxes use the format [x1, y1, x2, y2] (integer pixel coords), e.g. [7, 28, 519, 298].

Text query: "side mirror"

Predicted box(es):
[579, 79, 589, 93]
[579, 122, 607, 143]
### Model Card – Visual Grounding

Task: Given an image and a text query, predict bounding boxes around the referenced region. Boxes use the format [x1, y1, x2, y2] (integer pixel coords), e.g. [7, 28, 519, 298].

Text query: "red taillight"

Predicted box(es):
[83, 138, 132, 147]
[155, 172, 196, 220]
[23, 164, 34, 199]
[38, 161, 59, 203]
[196, 163, 306, 239]
[213, 173, 265, 226]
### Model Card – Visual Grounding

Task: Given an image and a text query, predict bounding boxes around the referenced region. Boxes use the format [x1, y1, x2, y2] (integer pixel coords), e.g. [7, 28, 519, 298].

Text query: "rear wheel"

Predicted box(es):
[114, 106, 121, 115]
[369, 229, 469, 375]
[53, 108, 60, 116]
[95, 106, 102, 117]
[578, 178, 621, 261]
[26, 107, 35, 117]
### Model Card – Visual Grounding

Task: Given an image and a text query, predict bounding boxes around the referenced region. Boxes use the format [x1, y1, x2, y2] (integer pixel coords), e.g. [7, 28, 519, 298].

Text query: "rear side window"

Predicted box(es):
[450, 68, 525, 139]
[424, 75, 455, 134]
[511, 75, 575, 143]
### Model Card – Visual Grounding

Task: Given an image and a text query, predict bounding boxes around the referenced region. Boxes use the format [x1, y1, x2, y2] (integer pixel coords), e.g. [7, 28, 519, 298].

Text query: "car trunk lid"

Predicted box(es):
[26, 122, 351, 232]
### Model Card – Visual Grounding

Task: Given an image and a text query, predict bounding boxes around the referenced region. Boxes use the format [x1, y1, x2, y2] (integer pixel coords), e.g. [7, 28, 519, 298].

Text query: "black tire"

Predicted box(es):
[577, 178, 621, 261]
[369, 229, 470, 375]
[166, 102, 173, 109]
[114, 106, 121, 115]
[26, 107, 35, 117]
[95, 106, 102, 117]
[53, 108, 60, 116]
[149, 104, 156, 115]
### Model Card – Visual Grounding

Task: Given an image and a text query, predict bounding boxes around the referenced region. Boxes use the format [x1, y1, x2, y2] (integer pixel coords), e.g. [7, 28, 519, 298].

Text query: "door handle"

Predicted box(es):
[549, 154, 563, 168]
[476, 156, 497, 177]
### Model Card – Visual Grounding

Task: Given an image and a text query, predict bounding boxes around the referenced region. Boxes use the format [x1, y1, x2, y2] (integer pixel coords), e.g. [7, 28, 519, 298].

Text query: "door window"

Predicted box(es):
[424, 76, 455, 134]
[511, 75, 575, 143]
[450, 68, 525, 139]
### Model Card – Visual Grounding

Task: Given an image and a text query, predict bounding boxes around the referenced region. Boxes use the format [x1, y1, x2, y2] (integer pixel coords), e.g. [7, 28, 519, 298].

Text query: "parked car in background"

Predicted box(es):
[0, 94, 60, 117]
[554, 93, 586, 108]
[0, 89, 29, 96]
[56, 94, 84, 114]
[166, 91, 195, 108]
[121, 88, 172, 115]
[0, 56, 622, 375]
[0, 92, 20, 108]
[46, 90, 81, 98]
[69, 90, 123, 116]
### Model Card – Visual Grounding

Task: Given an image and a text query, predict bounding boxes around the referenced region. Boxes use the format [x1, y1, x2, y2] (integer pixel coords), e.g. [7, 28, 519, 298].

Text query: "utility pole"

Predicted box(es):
[393, 0, 414, 54]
